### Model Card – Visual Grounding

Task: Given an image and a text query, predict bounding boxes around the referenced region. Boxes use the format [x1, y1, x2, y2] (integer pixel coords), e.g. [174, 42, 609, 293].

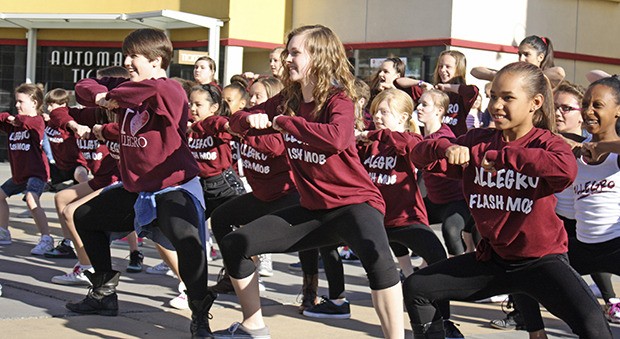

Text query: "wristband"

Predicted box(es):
[418, 81, 425, 87]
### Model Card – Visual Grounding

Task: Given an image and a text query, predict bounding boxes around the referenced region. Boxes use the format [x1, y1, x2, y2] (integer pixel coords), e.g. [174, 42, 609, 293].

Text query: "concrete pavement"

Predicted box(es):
[0, 162, 618, 338]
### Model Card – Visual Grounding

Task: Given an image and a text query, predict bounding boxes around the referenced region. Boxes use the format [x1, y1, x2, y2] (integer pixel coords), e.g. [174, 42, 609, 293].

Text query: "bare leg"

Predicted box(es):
[54, 182, 93, 240]
[0, 190, 9, 229]
[230, 272, 266, 330]
[73, 166, 89, 184]
[529, 330, 548, 339]
[156, 243, 180, 278]
[462, 231, 476, 253]
[126, 231, 140, 252]
[25, 192, 50, 235]
[371, 283, 405, 339]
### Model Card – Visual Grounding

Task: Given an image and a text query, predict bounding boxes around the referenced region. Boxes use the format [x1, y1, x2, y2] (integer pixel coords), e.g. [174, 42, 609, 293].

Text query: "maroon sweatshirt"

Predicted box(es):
[422, 124, 465, 204]
[239, 133, 297, 202]
[0, 113, 49, 184]
[230, 91, 385, 213]
[360, 129, 428, 227]
[75, 77, 199, 193]
[51, 107, 112, 177]
[45, 107, 86, 171]
[101, 122, 120, 161]
[411, 127, 576, 261]
[188, 115, 234, 178]
[402, 84, 479, 137]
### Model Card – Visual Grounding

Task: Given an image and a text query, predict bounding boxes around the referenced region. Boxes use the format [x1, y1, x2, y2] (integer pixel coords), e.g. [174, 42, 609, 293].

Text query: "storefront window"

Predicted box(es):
[36, 46, 124, 91]
[0, 45, 27, 114]
[351, 46, 445, 82]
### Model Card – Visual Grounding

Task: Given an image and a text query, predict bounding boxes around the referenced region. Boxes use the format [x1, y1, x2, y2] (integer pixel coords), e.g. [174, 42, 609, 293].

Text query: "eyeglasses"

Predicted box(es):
[554, 104, 581, 114]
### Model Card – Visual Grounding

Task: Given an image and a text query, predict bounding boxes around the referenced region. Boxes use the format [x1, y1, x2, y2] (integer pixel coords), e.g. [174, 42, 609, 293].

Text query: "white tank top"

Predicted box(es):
[574, 153, 620, 243]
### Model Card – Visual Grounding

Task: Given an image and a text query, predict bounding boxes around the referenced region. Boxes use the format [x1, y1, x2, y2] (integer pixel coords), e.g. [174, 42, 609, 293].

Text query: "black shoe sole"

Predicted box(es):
[66, 305, 118, 316]
[44, 253, 77, 259]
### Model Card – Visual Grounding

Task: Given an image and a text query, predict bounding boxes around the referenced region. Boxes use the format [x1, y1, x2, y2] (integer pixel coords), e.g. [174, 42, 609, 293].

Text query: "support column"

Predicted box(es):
[208, 26, 221, 72]
[25, 28, 37, 84]
[223, 45, 244, 87]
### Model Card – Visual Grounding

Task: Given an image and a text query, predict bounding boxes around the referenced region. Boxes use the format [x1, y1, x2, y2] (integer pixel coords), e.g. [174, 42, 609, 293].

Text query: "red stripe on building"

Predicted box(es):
[37, 40, 122, 48]
[221, 38, 282, 49]
[0, 39, 27, 46]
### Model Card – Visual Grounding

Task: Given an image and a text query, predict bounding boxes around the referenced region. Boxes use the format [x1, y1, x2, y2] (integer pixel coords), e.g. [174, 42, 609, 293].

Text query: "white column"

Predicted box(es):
[208, 26, 221, 72]
[25, 28, 37, 84]
[223, 45, 244, 87]
[164, 29, 171, 76]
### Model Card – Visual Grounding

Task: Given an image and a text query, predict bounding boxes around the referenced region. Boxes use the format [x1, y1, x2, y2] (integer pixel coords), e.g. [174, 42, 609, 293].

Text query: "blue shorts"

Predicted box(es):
[1, 177, 46, 198]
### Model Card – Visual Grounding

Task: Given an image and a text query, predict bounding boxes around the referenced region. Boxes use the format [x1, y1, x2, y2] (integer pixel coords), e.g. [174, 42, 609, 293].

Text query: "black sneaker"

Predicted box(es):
[208, 267, 236, 294]
[490, 310, 526, 330]
[126, 250, 144, 273]
[302, 297, 351, 319]
[444, 320, 464, 339]
[213, 322, 270, 339]
[44, 239, 77, 259]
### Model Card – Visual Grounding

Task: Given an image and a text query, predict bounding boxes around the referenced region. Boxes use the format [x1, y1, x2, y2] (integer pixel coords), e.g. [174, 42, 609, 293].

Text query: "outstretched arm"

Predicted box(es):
[470, 67, 497, 81]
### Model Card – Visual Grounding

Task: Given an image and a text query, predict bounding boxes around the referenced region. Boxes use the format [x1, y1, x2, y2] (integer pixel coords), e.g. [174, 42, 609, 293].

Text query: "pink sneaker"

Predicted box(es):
[606, 298, 620, 323]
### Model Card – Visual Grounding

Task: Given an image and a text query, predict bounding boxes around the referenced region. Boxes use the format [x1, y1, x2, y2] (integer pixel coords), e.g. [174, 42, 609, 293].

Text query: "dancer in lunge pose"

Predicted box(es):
[405, 62, 611, 339]
[65, 28, 215, 338]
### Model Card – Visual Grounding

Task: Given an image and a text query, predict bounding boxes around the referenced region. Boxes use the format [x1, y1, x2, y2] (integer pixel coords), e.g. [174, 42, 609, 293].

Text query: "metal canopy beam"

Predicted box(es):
[0, 10, 225, 82]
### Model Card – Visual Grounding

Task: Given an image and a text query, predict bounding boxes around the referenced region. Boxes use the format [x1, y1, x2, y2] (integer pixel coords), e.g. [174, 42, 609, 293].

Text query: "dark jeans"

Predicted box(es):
[74, 186, 209, 300]
[403, 252, 611, 338]
[219, 202, 400, 290]
[201, 168, 247, 218]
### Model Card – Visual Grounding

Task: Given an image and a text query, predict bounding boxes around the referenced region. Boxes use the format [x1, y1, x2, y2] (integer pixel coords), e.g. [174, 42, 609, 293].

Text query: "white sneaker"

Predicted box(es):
[170, 292, 189, 310]
[257, 254, 273, 277]
[475, 294, 509, 303]
[0, 228, 11, 245]
[31, 235, 54, 255]
[51, 265, 93, 286]
[146, 261, 176, 277]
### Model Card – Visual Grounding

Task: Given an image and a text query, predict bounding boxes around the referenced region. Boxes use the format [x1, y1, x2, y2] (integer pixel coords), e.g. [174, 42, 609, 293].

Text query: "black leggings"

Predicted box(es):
[313, 223, 456, 318]
[559, 215, 616, 301]
[424, 198, 470, 255]
[210, 191, 300, 244]
[518, 236, 620, 333]
[299, 245, 345, 299]
[387, 224, 450, 318]
[403, 252, 612, 338]
[74, 186, 209, 301]
[219, 202, 400, 290]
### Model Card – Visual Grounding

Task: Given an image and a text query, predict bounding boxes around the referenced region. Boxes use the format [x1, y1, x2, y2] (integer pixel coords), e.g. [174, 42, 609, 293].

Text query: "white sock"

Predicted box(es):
[330, 298, 347, 306]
